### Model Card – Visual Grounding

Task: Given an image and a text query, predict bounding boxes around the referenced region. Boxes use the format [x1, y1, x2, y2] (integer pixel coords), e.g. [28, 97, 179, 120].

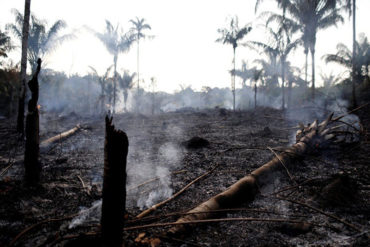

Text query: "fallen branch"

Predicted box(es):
[128, 207, 309, 225]
[267, 146, 295, 184]
[136, 164, 218, 219]
[40, 124, 81, 147]
[275, 196, 363, 233]
[126, 217, 320, 231]
[270, 177, 319, 196]
[9, 213, 78, 246]
[332, 102, 370, 122]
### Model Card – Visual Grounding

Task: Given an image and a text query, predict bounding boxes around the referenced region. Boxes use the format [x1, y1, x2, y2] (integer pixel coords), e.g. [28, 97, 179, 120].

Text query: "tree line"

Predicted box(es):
[0, 0, 369, 124]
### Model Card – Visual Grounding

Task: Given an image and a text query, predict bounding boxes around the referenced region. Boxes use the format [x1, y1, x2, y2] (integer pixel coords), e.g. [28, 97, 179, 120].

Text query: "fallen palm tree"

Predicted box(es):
[168, 112, 360, 235]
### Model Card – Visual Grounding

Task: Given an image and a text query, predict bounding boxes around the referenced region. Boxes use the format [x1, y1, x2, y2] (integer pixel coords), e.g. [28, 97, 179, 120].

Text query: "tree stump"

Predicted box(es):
[24, 58, 41, 185]
[101, 116, 129, 247]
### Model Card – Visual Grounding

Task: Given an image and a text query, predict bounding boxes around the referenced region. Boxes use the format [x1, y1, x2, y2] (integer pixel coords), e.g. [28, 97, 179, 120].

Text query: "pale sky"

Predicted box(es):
[1, 0, 369, 93]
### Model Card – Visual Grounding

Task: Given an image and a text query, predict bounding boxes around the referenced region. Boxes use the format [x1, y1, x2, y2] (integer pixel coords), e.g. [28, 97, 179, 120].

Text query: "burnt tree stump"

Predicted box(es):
[24, 58, 41, 185]
[101, 116, 128, 247]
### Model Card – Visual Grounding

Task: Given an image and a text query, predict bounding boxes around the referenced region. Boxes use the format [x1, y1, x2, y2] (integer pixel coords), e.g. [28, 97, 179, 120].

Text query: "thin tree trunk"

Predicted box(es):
[24, 59, 41, 185]
[311, 48, 315, 100]
[101, 116, 128, 247]
[113, 55, 117, 113]
[232, 47, 236, 111]
[281, 58, 285, 110]
[254, 84, 257, 109]
[17, 0, 31, 134]
[351, 0, 357, 108]
[288, 79, 292, 109]
[304, 50, 308, 86]
[137, 39, 140, 90]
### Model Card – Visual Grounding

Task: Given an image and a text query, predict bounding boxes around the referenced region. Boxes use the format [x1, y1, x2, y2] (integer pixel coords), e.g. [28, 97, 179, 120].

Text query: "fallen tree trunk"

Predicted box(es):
[168, 113, 358, 235]
[24, 59, 41, 185]
[40, 124, 81, 147]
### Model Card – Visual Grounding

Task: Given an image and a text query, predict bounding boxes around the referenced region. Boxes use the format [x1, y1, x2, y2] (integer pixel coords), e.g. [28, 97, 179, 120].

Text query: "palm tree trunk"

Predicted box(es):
[288, 79, 292, 109]
[281, 58, 285, 110]
[232, 47, 236, 111]
[17, 0, 31, 134]
[351, 0, 357, 108]
[304, 49, 308, 86]
[137, 39, 140, 90]
[113, 55, 117, 113]
[311, 48, 315, 100]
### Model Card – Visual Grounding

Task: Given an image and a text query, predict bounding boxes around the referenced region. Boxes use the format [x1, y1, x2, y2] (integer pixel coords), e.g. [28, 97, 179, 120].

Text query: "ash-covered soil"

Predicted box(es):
[0, 106, 369, 247]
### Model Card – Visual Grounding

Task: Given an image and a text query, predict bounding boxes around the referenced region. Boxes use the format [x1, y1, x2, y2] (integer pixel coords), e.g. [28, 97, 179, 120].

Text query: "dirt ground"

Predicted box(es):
[0, 106, 369, 247]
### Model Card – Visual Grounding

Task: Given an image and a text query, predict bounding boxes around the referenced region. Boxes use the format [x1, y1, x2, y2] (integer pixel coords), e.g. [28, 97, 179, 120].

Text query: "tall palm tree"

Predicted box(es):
[129, 17, 152, 90]
[117, 70, 136, 111]
[285, 0, 344, 100]
[95, 20, 134, 113]
[16, 0, 31, 134]
[7, 9, 71, 73]
[216, 16, 252, 111]
[340, 0, 357, 106]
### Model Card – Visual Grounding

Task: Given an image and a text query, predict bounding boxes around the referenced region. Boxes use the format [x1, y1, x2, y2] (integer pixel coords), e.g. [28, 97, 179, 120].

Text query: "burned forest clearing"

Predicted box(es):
[0, 106, 369, 246]
[1, 0, 370, 246]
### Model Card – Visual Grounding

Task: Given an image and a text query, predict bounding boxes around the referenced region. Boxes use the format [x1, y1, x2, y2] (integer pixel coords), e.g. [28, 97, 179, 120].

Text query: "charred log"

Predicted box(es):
[101, 116, 128, 247]
[40, 124, 81, 150]
[168, 113, 358, 235]
[24, 58, 41, 185]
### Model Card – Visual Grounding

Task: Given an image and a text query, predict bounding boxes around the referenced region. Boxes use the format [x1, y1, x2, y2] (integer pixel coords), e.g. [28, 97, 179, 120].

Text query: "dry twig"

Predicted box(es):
[136, 164, 219, 219]
[275, 196, 363, 233]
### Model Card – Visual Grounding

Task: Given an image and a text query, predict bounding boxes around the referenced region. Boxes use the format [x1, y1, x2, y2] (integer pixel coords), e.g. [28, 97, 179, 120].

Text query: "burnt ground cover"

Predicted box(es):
[0, 106, 369, 246]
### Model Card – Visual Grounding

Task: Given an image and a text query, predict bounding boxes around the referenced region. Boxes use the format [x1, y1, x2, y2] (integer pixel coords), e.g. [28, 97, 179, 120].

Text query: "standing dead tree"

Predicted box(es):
[24, 58, 41, 185]
[101, 116, 129, 247]
[168, 113, 360, 235]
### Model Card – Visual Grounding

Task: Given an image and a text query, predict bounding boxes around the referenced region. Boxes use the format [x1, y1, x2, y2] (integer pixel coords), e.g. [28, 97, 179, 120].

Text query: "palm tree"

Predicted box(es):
[340, 0, 357, 106]
[95, 20, 134, 113]
[129, 17, 152, 90]
[249, 25, 300, 109]
[324, 33, 370, 85]
[233, 61, 255, 88]
[7, 9, 71, 73]
[285, 0, 344, 100]
[16, 0, 31, 134]
[216, 16, 252, 111]
[89, 65, 113, 113]
[0, 29, 12, 62]
[117, 70, 136, 111]
[284, 61, 305, 108]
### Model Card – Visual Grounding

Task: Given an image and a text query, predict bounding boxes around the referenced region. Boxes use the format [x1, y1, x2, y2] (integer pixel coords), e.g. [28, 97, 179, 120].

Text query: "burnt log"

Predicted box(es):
[40, 124, 81, 149]
[168, 113, 358, 235]
[101, 116, 128, 247]
[24, 58, 41, 185]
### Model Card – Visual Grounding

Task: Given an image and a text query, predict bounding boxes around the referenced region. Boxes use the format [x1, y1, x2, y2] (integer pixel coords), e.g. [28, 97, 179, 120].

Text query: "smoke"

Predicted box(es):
[38, 70, 100, 116]
[68, 200, 101, 229]
[126, 141, 183, 209]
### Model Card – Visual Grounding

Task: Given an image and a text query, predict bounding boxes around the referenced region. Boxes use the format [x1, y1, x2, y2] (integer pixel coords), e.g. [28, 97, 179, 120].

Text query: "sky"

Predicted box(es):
[1, 0, 369, 93]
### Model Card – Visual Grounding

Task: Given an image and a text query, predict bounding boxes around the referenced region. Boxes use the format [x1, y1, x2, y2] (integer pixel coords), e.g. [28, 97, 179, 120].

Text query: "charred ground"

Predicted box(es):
[0, 106, 369, 246]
